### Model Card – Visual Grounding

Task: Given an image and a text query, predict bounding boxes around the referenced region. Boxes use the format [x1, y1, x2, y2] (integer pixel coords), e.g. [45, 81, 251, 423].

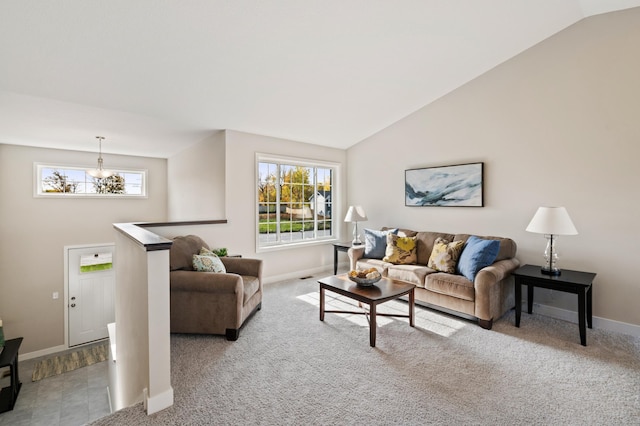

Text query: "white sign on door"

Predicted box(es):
[68, 245, 115, 347]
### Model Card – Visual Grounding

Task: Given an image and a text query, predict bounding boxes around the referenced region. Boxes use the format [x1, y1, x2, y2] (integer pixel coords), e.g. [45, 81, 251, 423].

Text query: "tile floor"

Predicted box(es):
[0, 342, 111, 426]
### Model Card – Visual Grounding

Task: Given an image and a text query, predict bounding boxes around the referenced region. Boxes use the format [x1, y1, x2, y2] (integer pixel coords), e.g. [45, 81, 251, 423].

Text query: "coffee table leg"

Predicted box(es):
[319, 285, 325, 321]
[409, 289, 415, 327]
[370, 303, 377, 347]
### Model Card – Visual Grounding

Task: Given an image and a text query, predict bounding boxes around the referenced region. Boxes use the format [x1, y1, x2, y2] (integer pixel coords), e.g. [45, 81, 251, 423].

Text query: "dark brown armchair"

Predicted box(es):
[169, 235, 262, 340]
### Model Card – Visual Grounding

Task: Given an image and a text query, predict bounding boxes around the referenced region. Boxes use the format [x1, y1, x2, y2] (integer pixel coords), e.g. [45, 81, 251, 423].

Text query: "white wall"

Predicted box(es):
[112, 227, 173, 414]
[0, 144, 167, 353]
[167, 131, 226, 221]
[347, 8, 640, 327]
[153, 129, 348, 281]
[112, 231, 149, 410]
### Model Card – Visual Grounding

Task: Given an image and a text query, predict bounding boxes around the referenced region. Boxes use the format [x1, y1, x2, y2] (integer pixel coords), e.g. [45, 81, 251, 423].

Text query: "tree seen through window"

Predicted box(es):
[258, 158, 335, 248]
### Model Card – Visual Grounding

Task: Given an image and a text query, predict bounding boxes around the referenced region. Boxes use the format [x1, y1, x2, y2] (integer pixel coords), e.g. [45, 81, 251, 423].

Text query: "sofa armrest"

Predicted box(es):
[220, 257, 263, 278]
[347, 246, 366, 271]
[475, 258, 520, 285]
[474, 258, 520, 322]
[170, 270, 243, 295]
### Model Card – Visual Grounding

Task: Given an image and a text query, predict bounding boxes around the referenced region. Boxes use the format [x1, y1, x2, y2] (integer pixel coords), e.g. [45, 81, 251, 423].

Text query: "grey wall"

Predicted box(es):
[0, 144, 167, 353]
[347, 8, 640, 328]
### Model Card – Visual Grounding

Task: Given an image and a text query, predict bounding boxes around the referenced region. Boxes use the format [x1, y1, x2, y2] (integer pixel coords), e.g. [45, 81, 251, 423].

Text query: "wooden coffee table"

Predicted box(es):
[318, 275, 415, 347]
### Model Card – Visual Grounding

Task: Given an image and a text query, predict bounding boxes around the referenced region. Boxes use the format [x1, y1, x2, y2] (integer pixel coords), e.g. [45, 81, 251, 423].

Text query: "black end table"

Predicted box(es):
[513, 264, 596, 346]
[333, 242, 358, 274]
[0, 337, 23, 413]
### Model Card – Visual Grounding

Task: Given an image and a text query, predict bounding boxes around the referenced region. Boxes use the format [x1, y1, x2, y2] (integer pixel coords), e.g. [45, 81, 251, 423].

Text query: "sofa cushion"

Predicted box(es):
[355, 258, 393, 275]
[192, 254, 227, 273]
[383, 234, 417, 264]
[387, 264, 433, 287]
[426, 272, 475, 302]
[415, 232, 456, 265]
[364, 228, 398, 259]
[383, 227, 417, 238]
[456, 236, 500, 282]
[427, 238, 464, 273]
[494, 237, 517, 261]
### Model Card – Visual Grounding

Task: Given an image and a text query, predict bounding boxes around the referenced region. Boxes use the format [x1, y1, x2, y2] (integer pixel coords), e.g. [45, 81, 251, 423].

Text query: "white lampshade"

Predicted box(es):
[344, 205, 368, 223]
[526, 207, 578, 236]
[344, 205, 367, 245]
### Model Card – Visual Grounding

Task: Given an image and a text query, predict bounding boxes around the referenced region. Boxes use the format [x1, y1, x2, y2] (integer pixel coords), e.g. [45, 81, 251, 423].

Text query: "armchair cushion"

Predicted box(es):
[170, 235, 209, 271]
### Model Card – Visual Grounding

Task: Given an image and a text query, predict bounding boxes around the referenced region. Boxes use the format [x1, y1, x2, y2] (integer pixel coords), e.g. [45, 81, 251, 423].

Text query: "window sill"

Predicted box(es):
[256, 238, 339, 253]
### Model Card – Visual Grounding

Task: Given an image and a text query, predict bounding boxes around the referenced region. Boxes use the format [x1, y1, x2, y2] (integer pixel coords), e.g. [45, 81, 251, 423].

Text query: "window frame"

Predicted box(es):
[256, 153, 340, 252]
[34, 163, 148, 198]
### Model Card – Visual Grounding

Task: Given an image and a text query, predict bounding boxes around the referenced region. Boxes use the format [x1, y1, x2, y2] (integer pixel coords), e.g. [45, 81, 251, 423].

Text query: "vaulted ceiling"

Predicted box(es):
[1, 1, 639, 157]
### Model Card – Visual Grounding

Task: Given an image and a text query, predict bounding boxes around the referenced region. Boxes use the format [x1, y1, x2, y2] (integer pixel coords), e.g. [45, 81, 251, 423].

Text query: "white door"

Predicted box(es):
[68, 245, 115, 347]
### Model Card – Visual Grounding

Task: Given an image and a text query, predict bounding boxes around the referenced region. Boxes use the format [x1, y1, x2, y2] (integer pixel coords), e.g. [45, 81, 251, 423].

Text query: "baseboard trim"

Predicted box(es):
[107, 385, 114, 414]
[525, 302, 640, 338]
[146, 386, 174, 415]
[20, 344, 67, 361]
[263, 265, 332, 284]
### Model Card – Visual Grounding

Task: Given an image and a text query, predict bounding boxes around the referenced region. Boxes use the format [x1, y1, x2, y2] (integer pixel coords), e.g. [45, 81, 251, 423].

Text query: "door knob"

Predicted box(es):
[71, 296, 76, 300]
[71, 303, 76, 307]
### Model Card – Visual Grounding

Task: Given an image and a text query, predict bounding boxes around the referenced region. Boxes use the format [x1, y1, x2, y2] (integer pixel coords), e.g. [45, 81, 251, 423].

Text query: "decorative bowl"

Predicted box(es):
[348, 274, 382, 287]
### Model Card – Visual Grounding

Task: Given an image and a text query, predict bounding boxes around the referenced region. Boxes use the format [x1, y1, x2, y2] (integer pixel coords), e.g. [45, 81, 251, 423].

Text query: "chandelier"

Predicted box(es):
[87, 136, 114, 178]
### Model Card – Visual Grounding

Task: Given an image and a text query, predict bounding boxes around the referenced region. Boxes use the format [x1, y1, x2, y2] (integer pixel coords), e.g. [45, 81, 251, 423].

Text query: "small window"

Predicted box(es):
[257, 154, 338, 250]
[34, 164, 147, 197]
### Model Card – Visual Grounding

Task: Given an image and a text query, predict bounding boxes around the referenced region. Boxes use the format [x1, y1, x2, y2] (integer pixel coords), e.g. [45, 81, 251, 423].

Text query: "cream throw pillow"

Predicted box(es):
[427, 237, 464, 273]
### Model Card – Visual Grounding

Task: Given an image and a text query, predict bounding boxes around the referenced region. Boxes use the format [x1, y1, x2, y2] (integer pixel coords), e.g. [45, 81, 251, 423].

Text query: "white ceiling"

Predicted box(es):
[1, 0, 639, 158]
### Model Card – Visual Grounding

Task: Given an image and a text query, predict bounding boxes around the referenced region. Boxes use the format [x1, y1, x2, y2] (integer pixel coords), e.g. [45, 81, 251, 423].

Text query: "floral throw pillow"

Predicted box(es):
[427, 238, 465, 273]
[192, 254, 226, 273]
[382, 233, 417, 264]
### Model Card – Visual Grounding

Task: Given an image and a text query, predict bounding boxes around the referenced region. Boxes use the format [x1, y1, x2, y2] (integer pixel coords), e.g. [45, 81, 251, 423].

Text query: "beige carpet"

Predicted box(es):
[31, 342, 108, 381]
[91, 275, 640, 425]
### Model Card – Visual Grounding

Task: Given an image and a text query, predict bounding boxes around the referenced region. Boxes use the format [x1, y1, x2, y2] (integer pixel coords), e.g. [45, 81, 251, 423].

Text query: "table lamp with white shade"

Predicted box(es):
[344, 206, 368, 245]
[526, 206, 578, 276]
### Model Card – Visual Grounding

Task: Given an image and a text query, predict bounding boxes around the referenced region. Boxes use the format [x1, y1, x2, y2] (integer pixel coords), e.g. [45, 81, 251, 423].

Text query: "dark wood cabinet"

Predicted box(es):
[0, 337, 23, 413]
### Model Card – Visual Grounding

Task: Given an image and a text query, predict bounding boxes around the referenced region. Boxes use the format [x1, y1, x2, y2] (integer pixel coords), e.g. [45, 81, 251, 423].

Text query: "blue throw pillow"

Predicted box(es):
[456, 236, 500, 282]
[364, 228, 398, 259]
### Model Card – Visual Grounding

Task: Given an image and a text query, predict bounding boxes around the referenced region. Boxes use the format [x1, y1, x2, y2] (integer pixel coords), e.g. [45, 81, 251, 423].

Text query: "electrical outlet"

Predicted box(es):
[52, 292, 59, 299]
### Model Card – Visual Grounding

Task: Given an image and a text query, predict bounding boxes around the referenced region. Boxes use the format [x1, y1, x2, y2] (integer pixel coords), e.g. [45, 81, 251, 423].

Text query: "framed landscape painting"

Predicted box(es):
[405, 162, 484, 207]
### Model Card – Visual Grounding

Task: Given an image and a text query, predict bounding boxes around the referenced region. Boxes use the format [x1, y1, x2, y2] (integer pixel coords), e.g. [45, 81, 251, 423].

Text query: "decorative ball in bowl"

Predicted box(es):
[348, 268, 382, 287]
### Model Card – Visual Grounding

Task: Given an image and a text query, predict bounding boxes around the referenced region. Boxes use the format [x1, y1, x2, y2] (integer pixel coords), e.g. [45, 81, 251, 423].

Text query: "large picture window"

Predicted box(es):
[257, 154, 337, 249]
[34, 164, 147, 197]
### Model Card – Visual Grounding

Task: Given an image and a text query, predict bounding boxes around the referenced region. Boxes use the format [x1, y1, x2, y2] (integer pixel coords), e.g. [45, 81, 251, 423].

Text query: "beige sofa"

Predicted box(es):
[348, 228, 519, 329]
[169, 235, 263, 340]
